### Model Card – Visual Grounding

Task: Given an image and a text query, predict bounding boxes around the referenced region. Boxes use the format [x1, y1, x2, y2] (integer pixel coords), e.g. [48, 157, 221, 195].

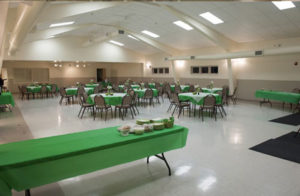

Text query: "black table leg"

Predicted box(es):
[294, 128, 300, 138]
[260, 98, 272, 107]
[25, 189, 31, 196]
[147, 153, 171, 176]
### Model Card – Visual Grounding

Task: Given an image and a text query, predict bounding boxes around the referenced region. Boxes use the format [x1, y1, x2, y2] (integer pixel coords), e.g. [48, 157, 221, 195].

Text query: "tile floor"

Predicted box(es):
[1, 96, 300, 196]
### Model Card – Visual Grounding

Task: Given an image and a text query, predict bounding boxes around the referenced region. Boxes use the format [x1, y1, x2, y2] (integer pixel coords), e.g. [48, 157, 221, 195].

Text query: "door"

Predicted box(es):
[97, 69, 106, 82]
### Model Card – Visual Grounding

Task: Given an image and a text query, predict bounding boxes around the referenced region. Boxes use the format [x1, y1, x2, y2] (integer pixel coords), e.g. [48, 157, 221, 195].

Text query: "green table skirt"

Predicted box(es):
[87, 93, 126, 105]
[201, 88, 223, 93]
[178, 93, 221, 105]
[0, 92, 15, 107]
[255, 90, 300, 104]
[170, 85, 190, 92]
[26, 85, 58, 93]
[134, 89, 158, 98]
[0, 125, 188, 195]
[65, 88, 94, 96]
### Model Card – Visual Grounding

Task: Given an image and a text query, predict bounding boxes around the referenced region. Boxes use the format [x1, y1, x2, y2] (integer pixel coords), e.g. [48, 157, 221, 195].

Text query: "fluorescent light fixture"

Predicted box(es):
[173, 20, 193, 31]
[272, 1, 295, 10]
[109, 40, 124, 46]
[49, 21, 74, 28]
[200, 12, 224, 24]
[128, 35, 139, 41]
[141, 30, 160, 38]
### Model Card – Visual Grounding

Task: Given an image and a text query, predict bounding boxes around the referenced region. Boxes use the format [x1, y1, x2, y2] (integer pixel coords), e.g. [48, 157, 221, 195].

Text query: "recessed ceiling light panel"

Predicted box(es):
[272, 1, 295, 10]
[199, 12, 224, 24]
[128, 35, 139, 41]
[173, 20, 193, 31]
[49, 21, 74, 28]
[109, 40, 124, 46]
[141, 30, 160, 38]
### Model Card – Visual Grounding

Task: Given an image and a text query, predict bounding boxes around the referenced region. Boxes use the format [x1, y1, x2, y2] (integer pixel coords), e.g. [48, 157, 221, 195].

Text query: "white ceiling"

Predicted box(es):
[10, 1, 300, 55]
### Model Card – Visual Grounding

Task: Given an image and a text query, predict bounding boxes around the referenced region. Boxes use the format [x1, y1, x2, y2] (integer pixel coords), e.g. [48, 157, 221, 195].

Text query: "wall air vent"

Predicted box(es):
[118, 30, 125, 34]
[190, 56, 195, 60]
[255, 50, 263, 56]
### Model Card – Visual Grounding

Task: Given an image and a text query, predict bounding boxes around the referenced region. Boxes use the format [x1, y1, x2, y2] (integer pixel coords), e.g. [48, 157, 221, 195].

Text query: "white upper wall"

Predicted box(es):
[4, 36, 145, 63]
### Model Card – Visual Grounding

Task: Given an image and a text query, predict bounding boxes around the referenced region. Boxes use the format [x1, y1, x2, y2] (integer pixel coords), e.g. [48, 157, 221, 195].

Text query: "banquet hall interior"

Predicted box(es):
[0, 1, 300, 196]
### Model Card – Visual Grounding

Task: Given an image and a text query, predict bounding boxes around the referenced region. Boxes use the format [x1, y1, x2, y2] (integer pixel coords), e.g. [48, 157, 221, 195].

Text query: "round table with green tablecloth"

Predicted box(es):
[65, 87, 94, 96]
[170, 85, 190, 92]
[133, 89, 158, 98]
[201, 88, 223, 93]
[26, 85, 58, 93]
[0, 92, 15, 107]
[178, 92, 221, 105]
[87, 93, 126, 105]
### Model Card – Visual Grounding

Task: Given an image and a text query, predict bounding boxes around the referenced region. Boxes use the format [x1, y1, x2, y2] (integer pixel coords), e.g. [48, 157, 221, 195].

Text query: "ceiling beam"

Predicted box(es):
[157, 4, 238, 51]
[82, 31, 119, 47]
[120, 26, 180, 56]
[26, 24, 95, 43]
[8, 1, 46, 56]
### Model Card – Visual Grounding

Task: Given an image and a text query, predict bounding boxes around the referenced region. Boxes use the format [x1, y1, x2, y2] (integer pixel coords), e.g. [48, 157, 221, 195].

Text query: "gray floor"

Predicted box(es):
[1, 95, 300, 196]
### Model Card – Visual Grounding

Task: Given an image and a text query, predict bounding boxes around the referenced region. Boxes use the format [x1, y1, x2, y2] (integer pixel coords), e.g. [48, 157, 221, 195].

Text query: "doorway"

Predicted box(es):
[97, 68, 106, 82]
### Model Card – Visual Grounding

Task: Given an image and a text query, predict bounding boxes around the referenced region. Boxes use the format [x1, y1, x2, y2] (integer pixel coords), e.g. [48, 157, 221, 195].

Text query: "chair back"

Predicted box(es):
[21, 86, 28, 93]
[59, 88, 67, 96]
[172, 93, 180, 105]
[94, 86, 101, 94]
[144, 82, 149, 88]
[203, 95, 216, 107]
[122, 95, 132, 107]
[292, 88, 300, 94]
[41, 85, 47, 93]
[155, 83, 160, 89]
[77, 86, 85, 96]
[78, 95, 84, 106]
[94, 95, 106, 107]
[189, 85, 195, 92]
[51, 84, 56, 93]
[82, 93, 89, 103]
[128, 89, 135, 97]
[174, 85, 181, 94]
[144, 89, 153, 98]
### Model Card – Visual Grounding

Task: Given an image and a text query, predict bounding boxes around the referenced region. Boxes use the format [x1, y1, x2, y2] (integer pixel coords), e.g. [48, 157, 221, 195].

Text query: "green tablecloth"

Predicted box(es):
[0, 125, 188, 195]
[255, 90, 300, 104]
[201, 88, 223, 93]
[148, 83, 162, 89]
[85, 84, 99, 88]
[26, 85, 58, 93]
[134, 89, 158, 98]
[0, 92, 15, 107]
[65, 87, 94, 96]
[87, 93, 126, 105]
[178, 92, 221, 105]
[118, 85, 140, 91]
[170, 85, 190, 92]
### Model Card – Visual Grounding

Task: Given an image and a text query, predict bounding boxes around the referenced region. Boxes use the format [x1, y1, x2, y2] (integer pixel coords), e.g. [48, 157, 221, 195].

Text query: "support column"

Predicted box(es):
[226, 59, 235, 95]
[0, 1, 9, 73]
[171, 60, 177, 83]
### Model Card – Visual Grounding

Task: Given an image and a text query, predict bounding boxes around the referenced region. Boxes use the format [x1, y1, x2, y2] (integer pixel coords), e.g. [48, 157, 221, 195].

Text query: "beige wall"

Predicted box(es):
[3, 60, 143, 93]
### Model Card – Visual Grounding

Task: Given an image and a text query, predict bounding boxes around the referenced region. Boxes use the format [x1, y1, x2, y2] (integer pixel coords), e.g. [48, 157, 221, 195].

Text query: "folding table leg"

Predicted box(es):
[25, 189, 31, 196]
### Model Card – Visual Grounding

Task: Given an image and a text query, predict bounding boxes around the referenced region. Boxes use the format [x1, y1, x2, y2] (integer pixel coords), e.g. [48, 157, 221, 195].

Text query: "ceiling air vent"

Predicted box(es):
[118, 30, 125, 34]
[255, 50, 263, 56]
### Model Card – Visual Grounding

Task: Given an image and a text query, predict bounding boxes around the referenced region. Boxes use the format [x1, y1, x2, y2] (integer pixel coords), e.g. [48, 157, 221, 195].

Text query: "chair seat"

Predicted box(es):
[82, 103, 94, 107]
[180, 103, 190, 107]
[96, 105, 111, 109]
